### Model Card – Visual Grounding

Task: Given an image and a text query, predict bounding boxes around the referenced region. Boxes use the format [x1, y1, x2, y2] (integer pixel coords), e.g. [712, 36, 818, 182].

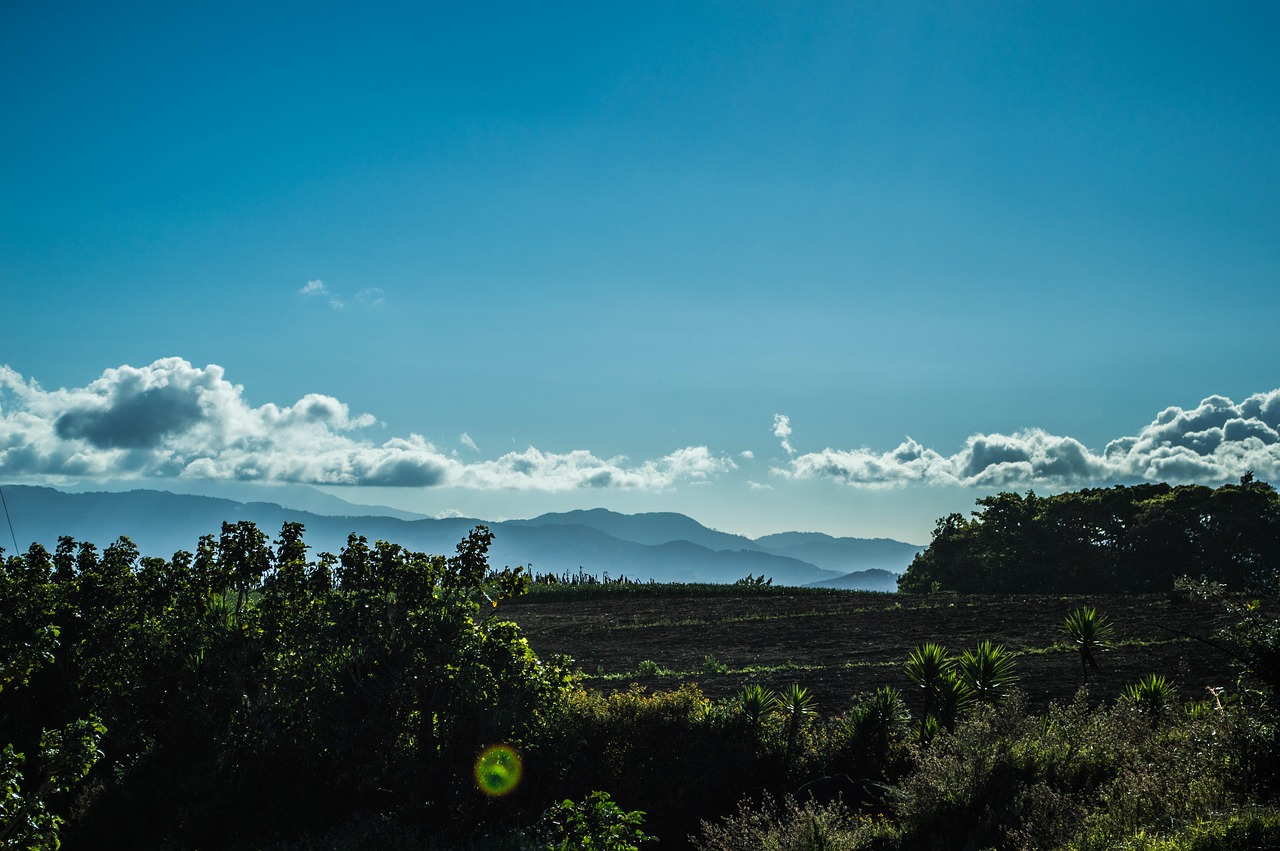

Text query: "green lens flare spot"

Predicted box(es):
[474, 744, 523, 797]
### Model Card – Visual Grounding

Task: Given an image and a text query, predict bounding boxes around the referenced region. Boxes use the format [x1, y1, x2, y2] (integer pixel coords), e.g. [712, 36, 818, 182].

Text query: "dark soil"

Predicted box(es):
[502, 589, 1250, 715]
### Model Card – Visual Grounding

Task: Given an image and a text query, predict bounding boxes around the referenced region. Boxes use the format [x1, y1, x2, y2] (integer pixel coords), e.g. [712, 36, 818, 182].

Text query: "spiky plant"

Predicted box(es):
[774, 683, 818, 770]
[1063, 606, 1115, 684]
[932, 671, 974, 732]
[1121, 673, 1176, 719]
[905, 642, 952, 739]
[956, 640, 1018, 703]
[844, 686, 911, 774]
[734, 684, 778, 731]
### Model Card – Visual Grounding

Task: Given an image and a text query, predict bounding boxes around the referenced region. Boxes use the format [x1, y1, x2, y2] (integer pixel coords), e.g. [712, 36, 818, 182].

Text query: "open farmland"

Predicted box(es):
[503, 588, 1248, 712]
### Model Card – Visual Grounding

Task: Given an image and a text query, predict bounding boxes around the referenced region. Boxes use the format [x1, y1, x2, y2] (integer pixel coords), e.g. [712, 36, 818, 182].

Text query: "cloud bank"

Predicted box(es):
[774, 391, 1280, 489]
[0, 359, 733, 491]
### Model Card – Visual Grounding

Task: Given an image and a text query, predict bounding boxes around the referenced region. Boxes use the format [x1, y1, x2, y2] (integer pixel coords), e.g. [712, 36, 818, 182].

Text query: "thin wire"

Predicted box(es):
[0, 484, 19, 556]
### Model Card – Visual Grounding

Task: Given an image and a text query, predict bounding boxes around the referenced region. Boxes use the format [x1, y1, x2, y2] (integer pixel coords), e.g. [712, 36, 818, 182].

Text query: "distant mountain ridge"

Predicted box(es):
[0, 485, 921, 590]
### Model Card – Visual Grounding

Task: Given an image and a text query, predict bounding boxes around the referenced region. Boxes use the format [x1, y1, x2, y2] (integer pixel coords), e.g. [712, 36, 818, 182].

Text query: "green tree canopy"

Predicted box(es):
[898, 477, 1280, 594]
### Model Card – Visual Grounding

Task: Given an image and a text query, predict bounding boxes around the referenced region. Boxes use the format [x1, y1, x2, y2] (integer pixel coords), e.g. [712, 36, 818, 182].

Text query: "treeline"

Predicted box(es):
[4, 520, 1280, 850]
[899, 475, 1280, 594]
[1, 522, 572, 848]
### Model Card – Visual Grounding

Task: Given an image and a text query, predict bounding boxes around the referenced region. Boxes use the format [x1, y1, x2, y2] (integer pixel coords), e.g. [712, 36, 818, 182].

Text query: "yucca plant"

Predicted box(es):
[932, 671, 974, 732]
[734, 684, 778, 731]
[1121, 673, 1176, 719]
[956, 640, 1018, 703]
[774, 683, 818, 770]
[905, 642, 952, 739]
[844, 685, 911, 774]
[1063, 606, 1115, 684]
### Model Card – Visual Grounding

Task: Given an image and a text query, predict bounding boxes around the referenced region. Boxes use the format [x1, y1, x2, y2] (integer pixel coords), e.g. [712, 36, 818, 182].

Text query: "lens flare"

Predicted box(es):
[474, 743, 523, 797]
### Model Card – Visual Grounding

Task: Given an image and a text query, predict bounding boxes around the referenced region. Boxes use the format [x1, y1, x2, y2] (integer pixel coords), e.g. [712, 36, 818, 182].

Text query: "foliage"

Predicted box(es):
[4, 517, 1280, 850]
[734, 684, 778, 730]
[836, 686, 912, 781]
[899, 477, 1280, 594]
[0, 523, 574, 849]
[1063, 605, 1115, 684]
[1121, 674, 1177, 719]
[894, 691, 1253, 851]
[955, 640, 1018, 703]
[693, 793, 892, 851]
[0, 716, 105, 850]
[733, 573, 772, 588]
[904, 643, 973, 738]
[1064, 808, 1280, 851]
[546, 682, 781, 845]
[774, 683, 819, 770]
[701, 654, 730, 675]
[1177, 577, 1280, 705]
[633, 659, 677, 677]
[539, 791, 654, 851]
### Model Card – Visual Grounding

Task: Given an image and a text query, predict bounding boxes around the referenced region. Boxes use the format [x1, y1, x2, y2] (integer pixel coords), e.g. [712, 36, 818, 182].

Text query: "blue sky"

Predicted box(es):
[2, 1, 1278, 543]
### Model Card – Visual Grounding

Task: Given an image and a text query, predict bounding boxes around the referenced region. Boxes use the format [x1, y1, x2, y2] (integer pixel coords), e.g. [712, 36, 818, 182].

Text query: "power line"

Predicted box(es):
[0, 484, 19, 556]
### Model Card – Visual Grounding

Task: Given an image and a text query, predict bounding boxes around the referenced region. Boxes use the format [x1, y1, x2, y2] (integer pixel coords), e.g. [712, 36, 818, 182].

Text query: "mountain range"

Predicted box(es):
[0, 484, 922, 591]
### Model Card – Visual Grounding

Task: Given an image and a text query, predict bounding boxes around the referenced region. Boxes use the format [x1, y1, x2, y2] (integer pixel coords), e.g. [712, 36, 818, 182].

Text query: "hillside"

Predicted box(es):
[0, 484, 920, 588]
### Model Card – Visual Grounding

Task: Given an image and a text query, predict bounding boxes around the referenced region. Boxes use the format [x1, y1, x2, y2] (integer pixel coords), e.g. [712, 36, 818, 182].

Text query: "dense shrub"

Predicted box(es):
[694, 794, 895, 851]
[0, 524, 575, 849]
[545, 683, 781, 845]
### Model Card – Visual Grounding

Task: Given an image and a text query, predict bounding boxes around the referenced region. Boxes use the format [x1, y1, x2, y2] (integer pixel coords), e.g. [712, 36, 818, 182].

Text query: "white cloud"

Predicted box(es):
[455, 445, 735, 491]
[773, 413, 794, 455]
[460, 432, 479, 452]
[776, 391, 1280, 489]
[739, 450, 755, 459]
[299, 279, 344, 309]
[0, 359, 735, 492]
[299, 279, 386, 310]
[356, 287, 386, 307]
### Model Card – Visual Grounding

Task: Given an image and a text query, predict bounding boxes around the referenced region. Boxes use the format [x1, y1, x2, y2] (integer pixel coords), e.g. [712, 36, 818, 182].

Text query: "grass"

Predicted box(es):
[1066, 808, 1280, 851]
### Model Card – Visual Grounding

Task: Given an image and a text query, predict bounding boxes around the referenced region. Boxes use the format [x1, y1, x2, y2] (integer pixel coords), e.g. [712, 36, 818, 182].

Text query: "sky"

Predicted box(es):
[2, 1, 1279, 544]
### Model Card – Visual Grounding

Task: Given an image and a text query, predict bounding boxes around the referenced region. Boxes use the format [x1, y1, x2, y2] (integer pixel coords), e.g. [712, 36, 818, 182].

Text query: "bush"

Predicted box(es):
[539, 791, 654, 850]
[547, 683, 780, 845]
[693, 793, 894, 851]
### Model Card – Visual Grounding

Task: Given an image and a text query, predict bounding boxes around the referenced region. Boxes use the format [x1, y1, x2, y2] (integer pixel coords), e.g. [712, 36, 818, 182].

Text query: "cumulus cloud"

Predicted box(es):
[0, 359, 734, 492]
[775, 391, 1280, 489]
[773, 414, 794, 455]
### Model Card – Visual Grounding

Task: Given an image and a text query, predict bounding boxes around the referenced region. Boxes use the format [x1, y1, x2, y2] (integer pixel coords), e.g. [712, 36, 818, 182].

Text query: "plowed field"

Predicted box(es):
[502, 589, 1248, 713]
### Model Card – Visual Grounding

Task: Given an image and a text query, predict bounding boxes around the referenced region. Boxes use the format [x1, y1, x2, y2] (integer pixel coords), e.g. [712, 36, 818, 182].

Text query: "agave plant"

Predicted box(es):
[1063, 606, 1115, 684]
[956, 640, 1018, 703]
